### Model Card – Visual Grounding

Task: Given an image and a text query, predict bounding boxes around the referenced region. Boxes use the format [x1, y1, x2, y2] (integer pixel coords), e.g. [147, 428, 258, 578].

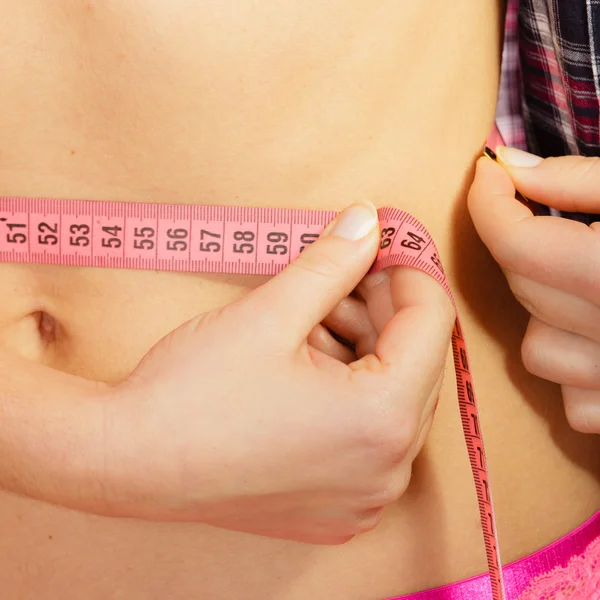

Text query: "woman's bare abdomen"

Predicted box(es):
[0, 1, 598, 598]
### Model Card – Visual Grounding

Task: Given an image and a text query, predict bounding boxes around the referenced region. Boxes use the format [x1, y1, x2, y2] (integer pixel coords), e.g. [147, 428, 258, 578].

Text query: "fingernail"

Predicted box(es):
[331, 203, 378, 240]
[496, 146, 543, 168]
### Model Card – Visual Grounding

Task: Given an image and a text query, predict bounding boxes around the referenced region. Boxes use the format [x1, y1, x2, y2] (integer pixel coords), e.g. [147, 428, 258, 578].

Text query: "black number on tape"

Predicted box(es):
[134, 227, 155, 251]
[38, 222, 58, 246]
[199, 229, 222, 253]
[4, 222, 27, 244]
[69, 224, 90, 247]
[299, 232, 319, 253]
[380, 227, 396, 249]
[167, 228, 188, 252]
[233, 230, 255, 254]
[266, 231, 288, 255]
[400, 231, 425, 251]
[101, 225, 123, 249]
[431, 252, 444, 273]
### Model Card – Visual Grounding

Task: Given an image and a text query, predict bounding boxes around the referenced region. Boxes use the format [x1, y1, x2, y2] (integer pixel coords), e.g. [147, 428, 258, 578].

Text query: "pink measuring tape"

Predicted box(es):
[0, 194, 505, 599]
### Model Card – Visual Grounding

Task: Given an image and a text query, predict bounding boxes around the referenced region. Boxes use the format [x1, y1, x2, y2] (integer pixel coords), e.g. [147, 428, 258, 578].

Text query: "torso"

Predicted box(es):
[0, 1, 599, 598]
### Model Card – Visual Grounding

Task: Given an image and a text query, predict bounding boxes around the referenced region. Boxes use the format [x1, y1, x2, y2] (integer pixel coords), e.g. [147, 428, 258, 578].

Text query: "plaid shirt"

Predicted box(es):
[497, 0, 600, 221]
[496, 0, 528, 150]
[498, 0, 600, 154]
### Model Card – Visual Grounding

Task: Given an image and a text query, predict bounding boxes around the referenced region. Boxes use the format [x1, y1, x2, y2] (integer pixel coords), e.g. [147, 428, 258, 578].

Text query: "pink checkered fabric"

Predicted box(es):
[495, 0, 528, 150]
[495, 0, 600, 222]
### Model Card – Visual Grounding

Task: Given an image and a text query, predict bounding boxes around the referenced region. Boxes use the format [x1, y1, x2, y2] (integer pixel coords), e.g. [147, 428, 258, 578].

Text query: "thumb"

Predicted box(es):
[495, 146, 600, 213]
[242, 202, 380, 344]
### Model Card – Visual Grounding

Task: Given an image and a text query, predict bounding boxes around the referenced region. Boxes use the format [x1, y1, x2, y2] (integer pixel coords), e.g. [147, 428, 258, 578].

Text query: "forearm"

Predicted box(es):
[0, 351, 111, 513]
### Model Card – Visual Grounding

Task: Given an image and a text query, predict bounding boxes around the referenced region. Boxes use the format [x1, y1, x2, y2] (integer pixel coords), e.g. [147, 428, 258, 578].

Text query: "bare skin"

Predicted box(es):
[0, 1, 598, 599]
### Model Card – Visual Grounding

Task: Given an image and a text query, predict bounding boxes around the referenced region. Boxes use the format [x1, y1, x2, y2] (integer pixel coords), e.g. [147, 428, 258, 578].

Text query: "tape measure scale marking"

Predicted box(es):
[0, 195, 506, 600]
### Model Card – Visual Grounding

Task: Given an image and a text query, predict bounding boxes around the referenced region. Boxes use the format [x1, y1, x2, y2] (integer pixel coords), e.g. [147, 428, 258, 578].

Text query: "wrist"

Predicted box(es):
[0, 357, 114, 515]
[96, 381, 182, 522]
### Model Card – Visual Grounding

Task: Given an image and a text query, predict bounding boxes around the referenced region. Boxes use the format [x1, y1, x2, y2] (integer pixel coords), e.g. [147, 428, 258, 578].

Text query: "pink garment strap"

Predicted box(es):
[487, 125, 504, 152]
[386, 511, 600, 600]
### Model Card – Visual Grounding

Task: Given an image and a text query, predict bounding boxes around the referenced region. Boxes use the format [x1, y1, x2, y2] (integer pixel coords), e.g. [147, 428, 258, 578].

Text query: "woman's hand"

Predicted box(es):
[99, 202, 454, 544]
[468, 147, 600, 434]
[0, 202, 453, 545]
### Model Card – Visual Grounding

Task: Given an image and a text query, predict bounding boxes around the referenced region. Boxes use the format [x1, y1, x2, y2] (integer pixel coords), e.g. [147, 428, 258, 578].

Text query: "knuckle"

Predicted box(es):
[355, 509, 384, 534]
[511, 290, 539, 319]
[482, 225, 518, 271]
[436, 295, 456, 333]
[395, 416, 421, 460]
[292, 246, 344, 282]
[508, 276, 582, 336]
[357, 271, 390, 298]
[232, 303, 279, 344]
[307, 531, 355, 546]
[422, 281, 456, 333]
[520, 330, 545, 377]
[366, 399, 420, 464]
[563, 389, 599, 434]
[371, 468, 413, 506]
[556, 156, 600, 210]
[326, 535, 355, 546]
[490, 229, 530, 273]
[564, 402, 594, 434]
